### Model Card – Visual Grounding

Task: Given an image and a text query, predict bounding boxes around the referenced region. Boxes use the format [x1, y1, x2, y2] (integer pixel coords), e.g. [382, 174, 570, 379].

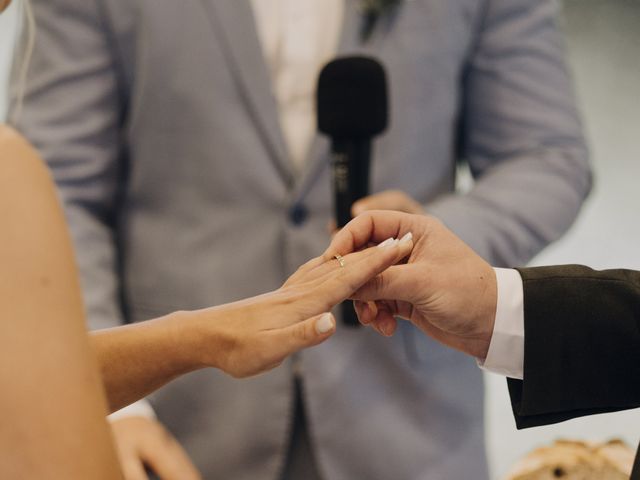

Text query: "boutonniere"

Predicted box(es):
[359, 0, 403, 43]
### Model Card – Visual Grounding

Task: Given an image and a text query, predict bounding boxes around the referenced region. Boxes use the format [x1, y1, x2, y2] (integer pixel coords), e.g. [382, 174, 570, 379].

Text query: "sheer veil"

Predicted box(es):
[8, 0, 35, 123]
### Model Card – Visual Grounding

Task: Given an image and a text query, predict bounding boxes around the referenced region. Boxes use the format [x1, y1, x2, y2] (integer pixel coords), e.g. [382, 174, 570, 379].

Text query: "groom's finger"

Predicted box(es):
[308, 241, 409, 314]
[350, 264, 417, 304]
[325, 210, 416, 257]
[353, 300, 375, 325]
[357, 300, 398, 337]
[304, 233, 412, 290]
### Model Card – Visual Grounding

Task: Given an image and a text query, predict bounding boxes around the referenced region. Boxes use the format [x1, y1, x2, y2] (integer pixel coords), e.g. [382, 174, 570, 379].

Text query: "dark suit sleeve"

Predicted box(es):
[506, 265, 640, 429]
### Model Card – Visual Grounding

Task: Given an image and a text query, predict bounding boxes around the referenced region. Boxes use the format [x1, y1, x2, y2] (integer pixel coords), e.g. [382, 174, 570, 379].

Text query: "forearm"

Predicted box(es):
[509, 266, 640, 428]
[92, 242, 408, 411]
[90, 311, 210, 413]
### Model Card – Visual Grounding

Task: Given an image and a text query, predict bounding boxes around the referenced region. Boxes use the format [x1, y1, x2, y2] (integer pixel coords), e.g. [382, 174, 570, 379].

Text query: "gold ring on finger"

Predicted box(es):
[334, 254, 346, 268]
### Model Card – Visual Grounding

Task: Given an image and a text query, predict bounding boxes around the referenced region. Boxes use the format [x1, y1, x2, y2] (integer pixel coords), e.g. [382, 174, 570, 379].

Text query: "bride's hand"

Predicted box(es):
[188, 237, 413, 378]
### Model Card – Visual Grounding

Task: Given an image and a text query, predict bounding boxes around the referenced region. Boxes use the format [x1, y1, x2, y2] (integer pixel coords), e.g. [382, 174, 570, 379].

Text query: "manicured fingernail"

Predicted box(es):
[354, 301, 370, 323]
[399, 232, 413, 245]
[381, 319, 395, 337]
[375, 321, 389, 337]
[377, 237, 397, 249]
[316, 313, 335, 334]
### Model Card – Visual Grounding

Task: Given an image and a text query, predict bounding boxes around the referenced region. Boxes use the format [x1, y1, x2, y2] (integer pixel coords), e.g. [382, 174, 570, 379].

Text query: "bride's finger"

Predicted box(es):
[312, 238, 414, 311]
[324, 211, 415, 258]
[303, 232, 414, 285]
[324, 233, 413, 281]
[283, 256, 326, 286]
[259, 312, 336, 365]
[272, 237, 414, 329]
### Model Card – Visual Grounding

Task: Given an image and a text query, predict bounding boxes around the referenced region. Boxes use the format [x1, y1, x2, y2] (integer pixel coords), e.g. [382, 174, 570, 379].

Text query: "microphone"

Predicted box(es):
[317, 56, 389, 326]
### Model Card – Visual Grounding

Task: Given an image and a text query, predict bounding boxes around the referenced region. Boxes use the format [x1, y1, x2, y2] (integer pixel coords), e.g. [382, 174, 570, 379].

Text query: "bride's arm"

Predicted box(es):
[91, 229, 413, 412]
[0, 126, 122, 479]
[0, 126, 415, 417]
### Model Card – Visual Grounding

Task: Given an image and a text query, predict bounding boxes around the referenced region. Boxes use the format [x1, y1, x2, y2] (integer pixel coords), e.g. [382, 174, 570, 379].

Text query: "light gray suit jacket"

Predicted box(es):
[14, 0, 591, 478]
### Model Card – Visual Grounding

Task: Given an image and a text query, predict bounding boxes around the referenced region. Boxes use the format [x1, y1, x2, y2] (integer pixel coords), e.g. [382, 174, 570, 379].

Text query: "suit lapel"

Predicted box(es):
[200, 0, 294, 187]
[199, 0, 381, 195]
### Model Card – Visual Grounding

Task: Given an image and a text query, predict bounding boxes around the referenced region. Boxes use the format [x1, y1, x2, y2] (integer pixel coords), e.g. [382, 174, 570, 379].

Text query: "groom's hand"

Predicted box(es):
[351, 190, 424, 217]
[325, 211, 498, 360]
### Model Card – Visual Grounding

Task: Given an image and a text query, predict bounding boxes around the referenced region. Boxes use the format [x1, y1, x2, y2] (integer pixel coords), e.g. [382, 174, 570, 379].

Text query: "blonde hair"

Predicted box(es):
[8, 0, 36, 124]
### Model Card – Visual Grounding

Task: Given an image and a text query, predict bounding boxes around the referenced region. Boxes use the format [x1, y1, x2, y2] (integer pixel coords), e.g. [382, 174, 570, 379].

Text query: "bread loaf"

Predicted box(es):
[503, 439, 634, 480]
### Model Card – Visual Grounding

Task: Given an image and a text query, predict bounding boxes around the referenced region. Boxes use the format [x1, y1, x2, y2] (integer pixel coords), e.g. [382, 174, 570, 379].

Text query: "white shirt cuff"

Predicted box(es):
[477, 268, 525, 380]
[108, 399, 156, 422]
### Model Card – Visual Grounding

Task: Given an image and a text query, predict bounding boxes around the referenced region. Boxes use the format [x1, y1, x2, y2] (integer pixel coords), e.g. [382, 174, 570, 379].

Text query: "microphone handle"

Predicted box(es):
[331, 138, 371, 326]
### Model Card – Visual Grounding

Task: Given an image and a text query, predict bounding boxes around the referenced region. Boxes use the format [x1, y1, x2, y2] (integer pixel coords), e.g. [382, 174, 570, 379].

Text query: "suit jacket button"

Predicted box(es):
[289, 204, 308, 226]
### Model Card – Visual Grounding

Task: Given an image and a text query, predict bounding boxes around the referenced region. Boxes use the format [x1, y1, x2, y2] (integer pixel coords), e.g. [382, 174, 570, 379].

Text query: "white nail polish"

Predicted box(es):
[316, 313, 335, 334]
[399, 232, 413, 245]
[377, 237, 396, 249]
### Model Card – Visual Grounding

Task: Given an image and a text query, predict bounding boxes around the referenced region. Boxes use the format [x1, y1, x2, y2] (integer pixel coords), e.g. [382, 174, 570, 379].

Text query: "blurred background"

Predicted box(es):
[1, 0, 638, 478]
[485, 0, 640, 477]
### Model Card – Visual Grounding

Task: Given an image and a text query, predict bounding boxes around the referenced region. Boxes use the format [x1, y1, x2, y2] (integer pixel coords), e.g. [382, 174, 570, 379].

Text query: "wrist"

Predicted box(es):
[470, 266, 498, 360]
[177, 300, 257, 372]
[154, 310, 213, 373]
[479, 268, 525, 379]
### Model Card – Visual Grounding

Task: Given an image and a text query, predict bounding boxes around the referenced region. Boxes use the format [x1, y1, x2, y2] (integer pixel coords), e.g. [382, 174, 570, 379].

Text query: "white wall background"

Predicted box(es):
[0, 1, 638, 478]
[486, 1, 640, 477]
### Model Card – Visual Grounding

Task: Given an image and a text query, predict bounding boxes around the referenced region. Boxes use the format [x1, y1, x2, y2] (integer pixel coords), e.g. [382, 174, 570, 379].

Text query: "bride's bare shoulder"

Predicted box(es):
[0, 124, 52, 184]
[0, 124, 30, 149]
[0, 124, 39, 156]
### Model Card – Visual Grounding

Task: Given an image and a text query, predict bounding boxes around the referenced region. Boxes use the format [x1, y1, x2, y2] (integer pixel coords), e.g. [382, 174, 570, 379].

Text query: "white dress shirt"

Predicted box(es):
[480, 268, 526, 380]
[251, 0, 344, 171]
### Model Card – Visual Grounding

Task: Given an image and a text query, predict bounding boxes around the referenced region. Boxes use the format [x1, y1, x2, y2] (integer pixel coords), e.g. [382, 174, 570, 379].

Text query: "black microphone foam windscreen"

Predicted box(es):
[317, 56, 388, 139]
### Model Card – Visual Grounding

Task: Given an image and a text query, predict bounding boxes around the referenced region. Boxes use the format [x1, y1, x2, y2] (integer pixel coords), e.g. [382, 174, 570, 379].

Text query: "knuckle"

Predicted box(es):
[293, 323, 310, 343]
[338, 270, 363, 296]
[370, 274, 385, 296]
[122, 462, 145, 480]
[241, 342, 277, 376]
[257, 345, 277, 367]
[307, 292, 329, 316]
[426, 215, 443, 230]
[158, 425, 178, 448]
[142, 425, 170, 450]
